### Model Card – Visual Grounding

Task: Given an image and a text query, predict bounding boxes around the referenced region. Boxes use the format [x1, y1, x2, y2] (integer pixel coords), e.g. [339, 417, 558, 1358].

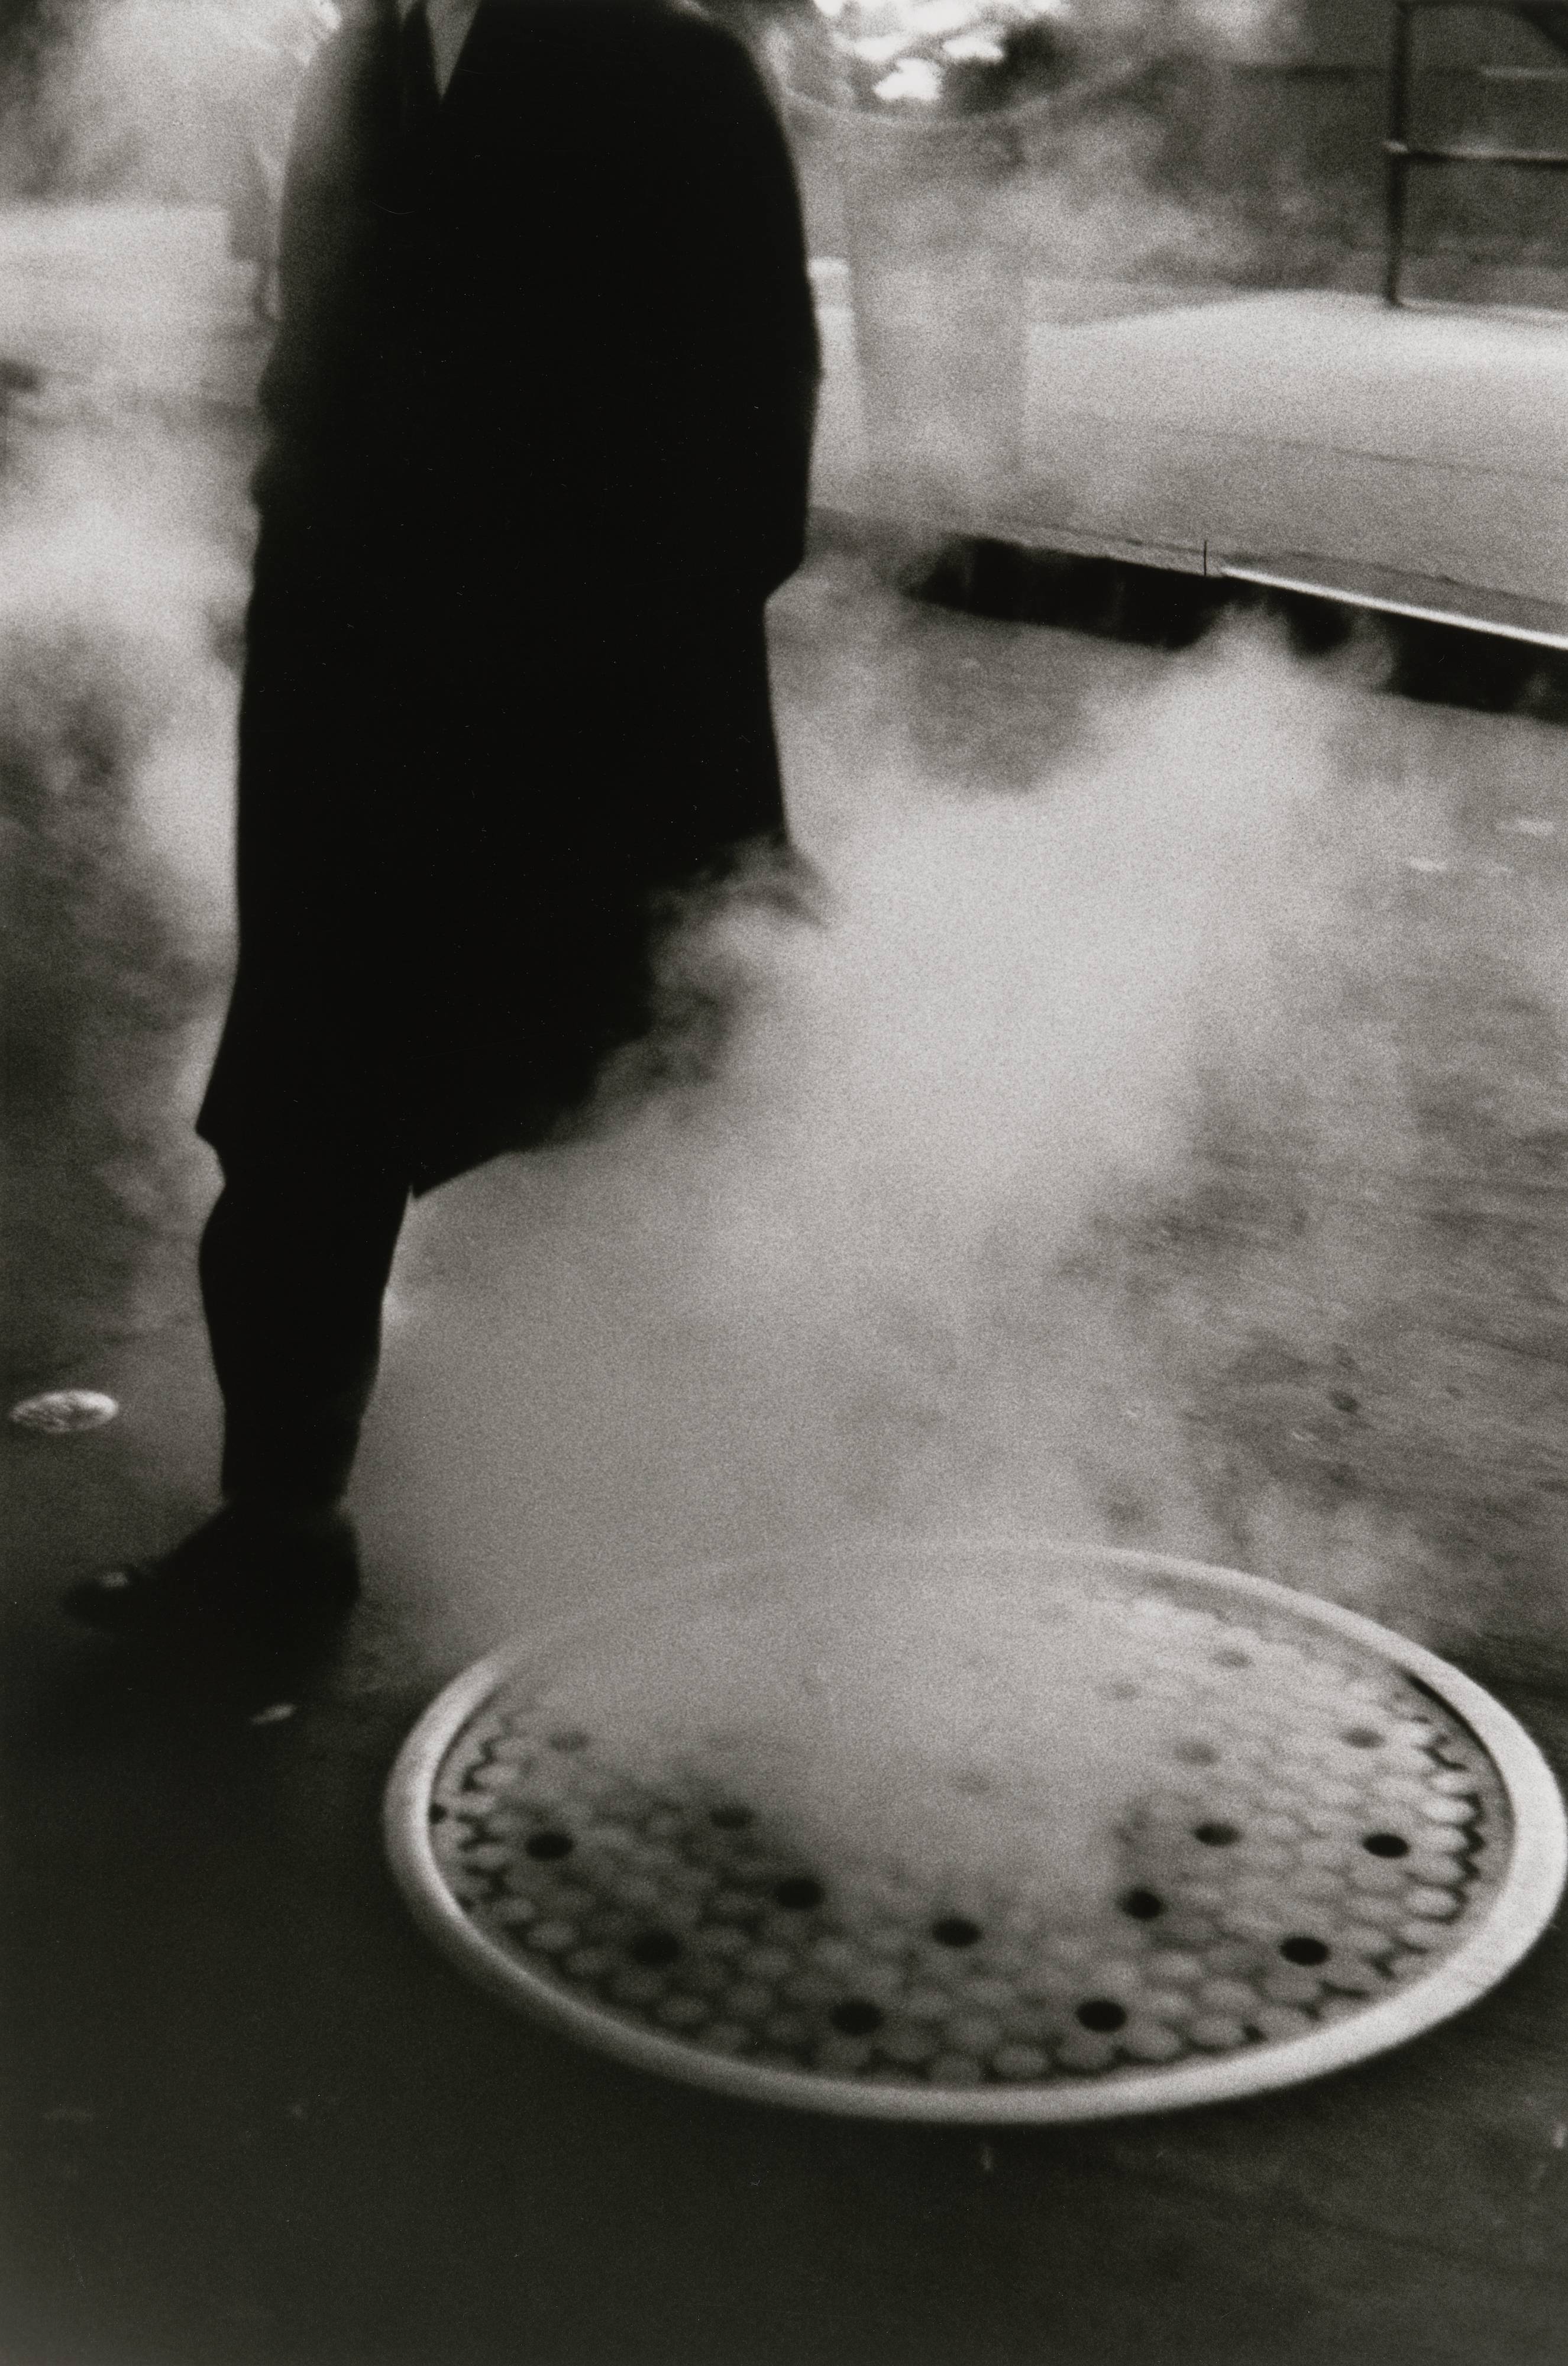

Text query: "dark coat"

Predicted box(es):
[199, 0, 820, 1193]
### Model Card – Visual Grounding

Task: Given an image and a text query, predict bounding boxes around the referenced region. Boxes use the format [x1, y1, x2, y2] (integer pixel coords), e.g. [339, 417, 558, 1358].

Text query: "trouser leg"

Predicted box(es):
[198, 1154, 411, 1516]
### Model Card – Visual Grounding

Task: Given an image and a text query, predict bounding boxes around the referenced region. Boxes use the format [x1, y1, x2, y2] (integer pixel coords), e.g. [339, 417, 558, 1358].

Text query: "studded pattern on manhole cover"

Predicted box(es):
[385, 1541, 1566, 2121]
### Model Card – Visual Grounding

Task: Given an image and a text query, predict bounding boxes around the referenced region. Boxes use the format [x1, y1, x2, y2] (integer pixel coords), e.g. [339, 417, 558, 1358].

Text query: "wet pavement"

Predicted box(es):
[5, 221, 1568, 2366]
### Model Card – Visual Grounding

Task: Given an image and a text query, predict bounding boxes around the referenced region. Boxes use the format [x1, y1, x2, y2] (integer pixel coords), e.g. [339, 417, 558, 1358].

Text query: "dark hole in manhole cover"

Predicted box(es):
[525, 1830, 574, 1860]
[1120, 1888, 1165, 1921]
[1340, 1727, 1385, 1749]
[930, 1916, 983, 1948]
[1076, 1999, 1128, 2032]
[630, 1931, 683, 1967]
[830, 2000, 885, 2036]
[1362, 1832, 1410, 1857]
[773, 1877, 825, 1910]
[1194, 1822, 1240, 1847]
[1280, 1935, 1331, 1966]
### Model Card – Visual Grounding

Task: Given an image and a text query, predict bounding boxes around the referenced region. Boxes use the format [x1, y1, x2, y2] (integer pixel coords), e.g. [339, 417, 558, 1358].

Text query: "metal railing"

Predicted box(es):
[1385, 0, 1568, 304]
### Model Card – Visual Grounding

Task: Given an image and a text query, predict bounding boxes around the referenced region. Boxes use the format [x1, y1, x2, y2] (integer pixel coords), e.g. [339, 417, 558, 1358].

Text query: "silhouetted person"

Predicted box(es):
[67, 0, 819, 1658]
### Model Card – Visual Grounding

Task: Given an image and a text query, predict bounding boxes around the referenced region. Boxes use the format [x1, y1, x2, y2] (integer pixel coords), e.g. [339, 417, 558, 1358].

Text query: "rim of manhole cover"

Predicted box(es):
[384, 1538, 1566, 2123]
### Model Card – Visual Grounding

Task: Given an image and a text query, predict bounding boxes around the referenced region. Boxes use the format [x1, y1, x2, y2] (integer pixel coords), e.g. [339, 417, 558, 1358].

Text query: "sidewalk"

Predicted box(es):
[812, 273, 1568, 646]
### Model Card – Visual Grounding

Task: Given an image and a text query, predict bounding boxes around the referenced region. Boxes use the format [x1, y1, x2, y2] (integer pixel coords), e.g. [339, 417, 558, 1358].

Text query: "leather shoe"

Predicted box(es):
[64, 1502, 361, 1658]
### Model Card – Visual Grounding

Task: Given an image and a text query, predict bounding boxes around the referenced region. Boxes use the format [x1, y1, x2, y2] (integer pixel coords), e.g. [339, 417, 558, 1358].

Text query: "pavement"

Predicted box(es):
[811, 267, 1568, 645]
[5, 204, 1568, 2366]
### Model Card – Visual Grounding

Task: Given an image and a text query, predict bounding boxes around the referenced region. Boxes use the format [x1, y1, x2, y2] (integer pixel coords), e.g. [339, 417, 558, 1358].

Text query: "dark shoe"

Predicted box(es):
[63, 1503, 360, 1657]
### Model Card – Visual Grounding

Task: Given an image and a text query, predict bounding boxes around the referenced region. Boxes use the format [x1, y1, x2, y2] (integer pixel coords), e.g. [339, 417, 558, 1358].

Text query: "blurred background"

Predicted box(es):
[2, 0, 1566, 299]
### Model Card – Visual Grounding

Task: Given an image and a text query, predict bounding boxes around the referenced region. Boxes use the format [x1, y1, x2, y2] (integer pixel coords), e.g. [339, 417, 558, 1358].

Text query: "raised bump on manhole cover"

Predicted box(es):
[384, 1540, 1566, 2123]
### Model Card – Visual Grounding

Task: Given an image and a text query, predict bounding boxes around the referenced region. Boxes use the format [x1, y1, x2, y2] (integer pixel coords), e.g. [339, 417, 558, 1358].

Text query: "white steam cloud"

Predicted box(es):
[13, 1, 331, 209]
[350, 564, 1568, 1906]
[357, 615, 1404, 1903]
[366, 626, 1349, 1604]
[520, 1544, 1200, 1921]
[363, 565, 1568, 1718]
[0, 383, 239, 1369]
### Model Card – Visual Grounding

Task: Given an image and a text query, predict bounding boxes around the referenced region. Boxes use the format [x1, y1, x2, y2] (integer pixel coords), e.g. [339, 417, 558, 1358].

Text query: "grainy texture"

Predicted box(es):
[4, 211, 1568, 2366]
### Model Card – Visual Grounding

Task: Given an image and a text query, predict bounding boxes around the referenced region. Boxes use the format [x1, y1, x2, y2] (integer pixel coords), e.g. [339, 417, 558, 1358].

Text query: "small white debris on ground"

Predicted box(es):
[8, 1389, 119, 1434]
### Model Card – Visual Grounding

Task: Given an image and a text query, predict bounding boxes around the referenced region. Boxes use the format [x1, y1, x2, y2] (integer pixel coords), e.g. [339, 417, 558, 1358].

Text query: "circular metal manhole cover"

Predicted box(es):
[384, 1539, 1565, 2121]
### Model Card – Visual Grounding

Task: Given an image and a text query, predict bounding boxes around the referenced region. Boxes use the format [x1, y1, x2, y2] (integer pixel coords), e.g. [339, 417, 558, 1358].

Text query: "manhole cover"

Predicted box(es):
[385, 1540, 1565, 2121]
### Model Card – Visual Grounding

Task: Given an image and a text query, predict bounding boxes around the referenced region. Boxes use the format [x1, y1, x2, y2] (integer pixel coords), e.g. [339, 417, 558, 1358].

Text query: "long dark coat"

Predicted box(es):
[199, 0, 820, 1193]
